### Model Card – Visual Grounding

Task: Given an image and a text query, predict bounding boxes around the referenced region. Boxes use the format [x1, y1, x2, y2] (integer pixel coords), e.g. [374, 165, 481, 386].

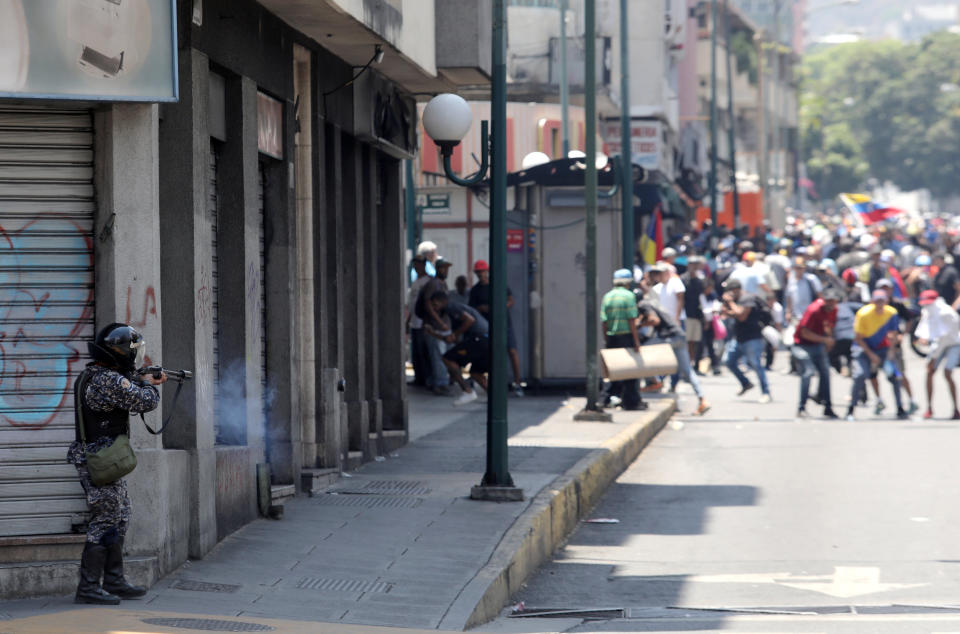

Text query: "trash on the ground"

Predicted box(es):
[340, 472, 353, 478]
[374, 456, 386, 462]
[585, 518, 620, 524]
[390, 452, 400, 458]
[511, 601, 525, 613]
[670, 420, 685, 431]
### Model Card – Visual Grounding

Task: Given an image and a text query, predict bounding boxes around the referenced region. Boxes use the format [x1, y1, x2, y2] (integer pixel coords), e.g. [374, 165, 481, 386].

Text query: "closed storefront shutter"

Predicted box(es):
[0, 106, 95, 536]
[209, 144, 224, 445]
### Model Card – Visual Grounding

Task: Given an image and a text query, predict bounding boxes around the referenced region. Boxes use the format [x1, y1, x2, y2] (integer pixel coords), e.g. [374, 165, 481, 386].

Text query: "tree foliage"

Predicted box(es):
[800, 32, 960, 200]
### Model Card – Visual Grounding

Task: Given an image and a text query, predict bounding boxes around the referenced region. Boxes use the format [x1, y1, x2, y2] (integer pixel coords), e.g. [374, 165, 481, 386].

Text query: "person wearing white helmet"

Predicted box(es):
[412, 240, 438, 281]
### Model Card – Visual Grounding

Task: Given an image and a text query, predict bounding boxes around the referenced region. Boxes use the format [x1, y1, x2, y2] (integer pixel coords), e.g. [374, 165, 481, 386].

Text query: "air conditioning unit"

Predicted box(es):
[353, 70, 418, 160]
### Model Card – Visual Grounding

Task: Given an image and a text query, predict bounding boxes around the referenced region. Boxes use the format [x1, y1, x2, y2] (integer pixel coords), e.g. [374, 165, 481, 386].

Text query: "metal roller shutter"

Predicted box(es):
[209, 144, 224, 445]
[0, 106, 95, 537]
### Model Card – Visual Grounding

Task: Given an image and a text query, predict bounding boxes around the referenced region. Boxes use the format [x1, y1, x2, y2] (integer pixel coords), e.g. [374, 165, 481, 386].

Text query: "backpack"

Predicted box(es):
[750, 295, 775, 327]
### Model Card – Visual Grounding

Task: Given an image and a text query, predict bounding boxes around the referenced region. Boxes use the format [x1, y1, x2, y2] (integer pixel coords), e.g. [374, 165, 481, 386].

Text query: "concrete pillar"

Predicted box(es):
[157, 48, 217, 559]
[94, 103, 163, 450]
[292, 44, 317, 472]
[94, 102, 169, 565]
[378, 160, 408, 432]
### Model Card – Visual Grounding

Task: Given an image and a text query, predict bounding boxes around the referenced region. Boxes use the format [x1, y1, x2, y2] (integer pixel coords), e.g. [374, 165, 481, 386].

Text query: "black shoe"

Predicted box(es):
[623, 401, 649, 411]
[896, 408, 910, 420]
[822, 408, 839, 420]
[102, 539, 146, 599]
[737, 382, 755, 396]
[75, 543, 121, 605]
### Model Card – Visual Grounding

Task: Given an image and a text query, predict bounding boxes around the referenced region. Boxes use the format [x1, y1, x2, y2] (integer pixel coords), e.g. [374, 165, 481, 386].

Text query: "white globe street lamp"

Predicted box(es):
[422, 93, 473, 149]
[422, 93, 489, 187]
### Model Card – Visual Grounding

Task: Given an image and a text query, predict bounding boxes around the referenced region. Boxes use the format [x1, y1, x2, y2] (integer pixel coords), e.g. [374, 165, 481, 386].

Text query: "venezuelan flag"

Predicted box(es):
[639, 205, 663, 266]
[839, 193, 905, 226]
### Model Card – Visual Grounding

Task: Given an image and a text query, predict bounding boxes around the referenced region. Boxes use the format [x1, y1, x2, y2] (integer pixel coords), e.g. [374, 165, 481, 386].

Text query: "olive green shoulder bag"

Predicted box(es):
[75, 372, 137, 487]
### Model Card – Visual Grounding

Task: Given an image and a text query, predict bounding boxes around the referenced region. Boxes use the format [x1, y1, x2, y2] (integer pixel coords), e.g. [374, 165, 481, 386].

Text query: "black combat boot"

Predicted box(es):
[102, 538, 146, 599]
[75, 542, 121, 605]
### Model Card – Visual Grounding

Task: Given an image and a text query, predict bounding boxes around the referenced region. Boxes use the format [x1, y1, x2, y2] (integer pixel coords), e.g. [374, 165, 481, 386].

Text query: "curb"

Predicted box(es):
[437, 399, 676, 631]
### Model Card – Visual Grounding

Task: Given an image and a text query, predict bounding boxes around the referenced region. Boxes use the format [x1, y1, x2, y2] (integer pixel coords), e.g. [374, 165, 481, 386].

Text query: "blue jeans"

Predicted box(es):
[792, 343, 831, 410]
[725, 337, 770, 395]
[850, 347, 902, 412]
[426, 335, 450, 388]
[651, 336, 703, 398]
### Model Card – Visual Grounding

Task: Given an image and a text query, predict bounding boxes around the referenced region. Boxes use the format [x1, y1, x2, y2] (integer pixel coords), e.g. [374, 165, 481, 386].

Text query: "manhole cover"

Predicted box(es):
[316, 494, 423, 509]
[332, 479, 431, 496]
[296, 576, 393, 593]
[141, 618, 274, 632]
[174, 580, 242, 593]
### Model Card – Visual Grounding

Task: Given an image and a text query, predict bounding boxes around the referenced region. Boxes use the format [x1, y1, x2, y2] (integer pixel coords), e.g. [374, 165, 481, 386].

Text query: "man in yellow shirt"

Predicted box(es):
[846, 290, 906, 421]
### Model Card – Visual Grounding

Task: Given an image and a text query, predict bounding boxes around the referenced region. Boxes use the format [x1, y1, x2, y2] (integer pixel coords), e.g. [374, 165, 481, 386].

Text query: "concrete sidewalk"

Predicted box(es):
[1, 391, 674, 633]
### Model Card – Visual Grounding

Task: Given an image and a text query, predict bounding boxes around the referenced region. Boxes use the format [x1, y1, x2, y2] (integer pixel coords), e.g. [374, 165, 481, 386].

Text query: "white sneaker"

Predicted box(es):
[758, 394, 772, 404]
[453, 391, 478, 406]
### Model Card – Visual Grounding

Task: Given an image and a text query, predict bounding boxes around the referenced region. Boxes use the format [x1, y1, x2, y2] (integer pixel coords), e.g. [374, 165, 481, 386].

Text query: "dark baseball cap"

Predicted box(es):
[722, 278, 742, 291]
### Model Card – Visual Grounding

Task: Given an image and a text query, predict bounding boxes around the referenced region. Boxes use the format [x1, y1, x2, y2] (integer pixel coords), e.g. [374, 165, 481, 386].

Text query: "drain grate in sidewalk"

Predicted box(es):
[296, 576, 393, 593]
[141, 617, 274, 631]
[174, 580, 242, 593]
[316, 494, 423, 509]
[331, 479, 431, 496]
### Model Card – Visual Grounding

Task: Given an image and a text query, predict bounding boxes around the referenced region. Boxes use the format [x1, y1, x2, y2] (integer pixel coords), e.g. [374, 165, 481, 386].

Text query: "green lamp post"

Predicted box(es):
[421, 0, 522, 502]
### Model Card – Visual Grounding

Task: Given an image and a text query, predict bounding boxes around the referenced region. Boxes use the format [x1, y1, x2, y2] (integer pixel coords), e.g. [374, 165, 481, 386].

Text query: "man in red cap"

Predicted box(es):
[469, 260, 524, 396]
[915, 289, 960, 419]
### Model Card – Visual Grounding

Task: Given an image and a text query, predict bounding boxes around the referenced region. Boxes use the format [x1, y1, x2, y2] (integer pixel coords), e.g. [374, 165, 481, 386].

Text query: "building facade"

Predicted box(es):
[1, 0, 488, 599]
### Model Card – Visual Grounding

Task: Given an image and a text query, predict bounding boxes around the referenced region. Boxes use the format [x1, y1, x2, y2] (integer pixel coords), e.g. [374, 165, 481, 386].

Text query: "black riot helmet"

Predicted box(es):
[88, 323, 146, 371]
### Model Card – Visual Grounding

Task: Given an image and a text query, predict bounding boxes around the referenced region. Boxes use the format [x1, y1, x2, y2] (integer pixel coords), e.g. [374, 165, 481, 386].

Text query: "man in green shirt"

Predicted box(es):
[601, 268, 645, 410]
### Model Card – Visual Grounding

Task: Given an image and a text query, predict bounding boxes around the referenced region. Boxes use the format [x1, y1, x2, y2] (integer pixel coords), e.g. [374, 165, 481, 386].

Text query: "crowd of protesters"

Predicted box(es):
[600, 212, 960, 421]
[410, 211, 960, 420]
[406, 241, 525, 407]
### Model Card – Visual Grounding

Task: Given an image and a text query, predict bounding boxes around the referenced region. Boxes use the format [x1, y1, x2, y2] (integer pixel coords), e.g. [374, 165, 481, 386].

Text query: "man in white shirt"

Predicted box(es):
[916, 289, 960, 419]
[785, 257, 823, 324]
[650, 262, 685, 324]
[729, 251, 771, 297]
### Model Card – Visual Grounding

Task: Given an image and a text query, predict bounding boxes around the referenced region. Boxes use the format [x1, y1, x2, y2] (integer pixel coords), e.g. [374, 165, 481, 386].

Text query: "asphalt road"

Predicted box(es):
[481, 343, 960, 633]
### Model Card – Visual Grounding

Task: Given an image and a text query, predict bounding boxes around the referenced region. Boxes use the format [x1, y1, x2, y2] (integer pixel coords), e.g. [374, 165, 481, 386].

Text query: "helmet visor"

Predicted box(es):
[132, 340, 146, 368]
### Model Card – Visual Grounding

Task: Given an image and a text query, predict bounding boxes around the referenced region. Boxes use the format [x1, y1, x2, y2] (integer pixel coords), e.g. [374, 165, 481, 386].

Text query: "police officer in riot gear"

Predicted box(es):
[67, 323, 166, 605]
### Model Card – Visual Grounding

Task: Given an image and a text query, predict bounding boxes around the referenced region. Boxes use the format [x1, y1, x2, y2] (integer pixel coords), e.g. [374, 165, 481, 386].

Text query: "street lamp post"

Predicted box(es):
[421, 0, 523, 503]
[709, 0, 719, 233]
[573, 0, 611, 422]
[619, 0, 633, 272]
[723, 0, 740, 229]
